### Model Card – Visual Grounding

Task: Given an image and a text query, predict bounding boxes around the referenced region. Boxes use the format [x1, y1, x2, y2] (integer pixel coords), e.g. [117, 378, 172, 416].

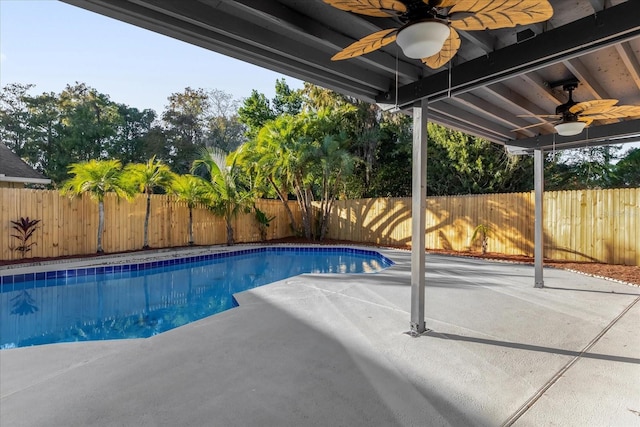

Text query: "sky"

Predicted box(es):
[0, 0, 303, 114]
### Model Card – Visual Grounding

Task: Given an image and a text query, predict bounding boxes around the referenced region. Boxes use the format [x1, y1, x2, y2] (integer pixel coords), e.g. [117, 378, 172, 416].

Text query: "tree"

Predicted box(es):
[238, 79, 303, 138]
[245, 108, 354, 240]
[366, 114, 413, 197]
[24, 91, 63, 179]
[545, 146, 622, 190]
[57, 83, 121, 162]
[237, 90, 274, 139]
[162, 87, 211, 173]
[300, 107, 354, 239]
[613, 147, 640, 187]
[273, 78, 303, 116]
[192, 148, 253, 245]
[238, 115, 301, 234]
[61, 159, 132, 253]
[0, 83, 35, 159]
[205, 89, 245, 152]
[426, 123, 533, 195]
[171, 174, 212, 246]
[315, 132, 354, 239]
[123, 156, 174, 249]
[112, 105, 162, 165]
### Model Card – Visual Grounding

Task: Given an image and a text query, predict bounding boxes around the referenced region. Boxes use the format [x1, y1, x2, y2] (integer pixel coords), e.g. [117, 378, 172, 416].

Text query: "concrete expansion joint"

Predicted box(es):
[501, 296, 640, 426]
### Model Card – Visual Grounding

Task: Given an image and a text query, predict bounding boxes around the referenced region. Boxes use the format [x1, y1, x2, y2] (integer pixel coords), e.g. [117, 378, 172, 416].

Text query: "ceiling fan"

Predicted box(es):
[323, 0, 554, 69]
[514, 81, 640, 136]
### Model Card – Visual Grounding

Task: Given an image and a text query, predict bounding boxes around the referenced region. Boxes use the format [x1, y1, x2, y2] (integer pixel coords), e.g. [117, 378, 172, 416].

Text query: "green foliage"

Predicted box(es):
[613, 148, 640, 187]
[426, 123, 533, 195]
[61, 159, 131, 202]
[0, 83, 36, 159]
[545, 146, 622, 190]
[61, 159, 132, 253]
[192, 148, 254, 245]
[3, 80, 635, 201]
[10, 217, 41, 258]
[238, 90, 274, 139]
[366, 114, 413, 197]
[171, 174, 213, 245]
[244, 107, 354, 240]
[238, 79, 303, 139]
[470, 224, 490, 254]
[123, 156, 174, 248]
[254, 207, 275, 241]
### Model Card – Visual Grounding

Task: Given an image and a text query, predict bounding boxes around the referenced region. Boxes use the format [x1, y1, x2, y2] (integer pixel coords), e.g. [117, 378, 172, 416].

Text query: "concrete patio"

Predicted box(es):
[1, 247, 639, 426]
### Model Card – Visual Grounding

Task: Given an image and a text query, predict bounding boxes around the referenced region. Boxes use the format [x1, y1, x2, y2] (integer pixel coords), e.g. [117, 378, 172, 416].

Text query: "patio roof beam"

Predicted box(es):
[505, 119, 640, 152]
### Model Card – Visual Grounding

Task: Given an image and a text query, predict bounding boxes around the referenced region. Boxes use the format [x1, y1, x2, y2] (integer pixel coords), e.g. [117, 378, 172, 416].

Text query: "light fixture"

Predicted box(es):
[396, 20, 450, 59]
[554, 120, 586, 136]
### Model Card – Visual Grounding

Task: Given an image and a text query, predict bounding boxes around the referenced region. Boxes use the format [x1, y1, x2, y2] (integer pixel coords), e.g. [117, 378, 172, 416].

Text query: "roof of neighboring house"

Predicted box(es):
[0, 142, 51, 184]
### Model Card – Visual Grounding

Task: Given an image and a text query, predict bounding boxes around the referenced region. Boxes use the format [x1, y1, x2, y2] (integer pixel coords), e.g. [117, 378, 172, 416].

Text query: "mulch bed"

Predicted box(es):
[2, 237, 638, 286]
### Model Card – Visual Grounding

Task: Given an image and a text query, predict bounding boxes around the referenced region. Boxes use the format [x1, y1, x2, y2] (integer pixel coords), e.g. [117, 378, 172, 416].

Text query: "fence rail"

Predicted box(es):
[1, 188, 638, 265]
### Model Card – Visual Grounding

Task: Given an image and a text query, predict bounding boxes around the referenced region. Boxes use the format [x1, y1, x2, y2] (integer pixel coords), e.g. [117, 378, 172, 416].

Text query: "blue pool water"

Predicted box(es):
[0, 247, 392, 349]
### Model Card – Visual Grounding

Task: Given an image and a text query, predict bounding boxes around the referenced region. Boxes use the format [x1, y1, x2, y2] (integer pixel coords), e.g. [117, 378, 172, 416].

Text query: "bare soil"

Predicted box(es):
[2, 237, 638, 286]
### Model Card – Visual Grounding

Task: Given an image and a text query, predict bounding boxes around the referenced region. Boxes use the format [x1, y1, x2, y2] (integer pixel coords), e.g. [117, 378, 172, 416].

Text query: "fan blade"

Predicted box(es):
[516, 114, 561, 119]
[511, 120, 559, 132]
[450, 0, 553, 31]
[323, 0, 406, 17]
[331, 29, 397, 60]
[421, 27, 460, 69]
[569, 99, 618, 115]
[578, 117, 594, 126]
[580, 105, 640, 120]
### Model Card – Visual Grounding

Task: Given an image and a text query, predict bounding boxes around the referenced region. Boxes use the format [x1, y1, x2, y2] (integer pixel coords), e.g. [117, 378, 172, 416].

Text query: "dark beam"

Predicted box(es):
[505, 119, 640, 151]
[377, 1, 640, 107]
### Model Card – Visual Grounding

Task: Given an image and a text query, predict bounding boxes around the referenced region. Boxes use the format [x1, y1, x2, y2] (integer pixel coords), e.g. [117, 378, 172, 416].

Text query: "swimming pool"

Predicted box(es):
[0, 247, 392, 349]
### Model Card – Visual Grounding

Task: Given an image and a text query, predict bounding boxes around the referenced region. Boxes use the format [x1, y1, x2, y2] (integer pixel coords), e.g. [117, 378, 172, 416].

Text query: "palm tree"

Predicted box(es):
[192, 147, 253, 245]
[171, 174, 212, 246]
[316, 132, 354, 240]
[236, 117, 300, 234]
[61, 159, 132, 253]
[252, 114, 315, 238]
[123, 156, 174, 249]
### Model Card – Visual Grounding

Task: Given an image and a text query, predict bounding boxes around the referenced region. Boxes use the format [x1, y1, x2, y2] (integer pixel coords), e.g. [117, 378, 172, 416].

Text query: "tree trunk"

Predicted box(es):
[143, 193, 151, 249]
[226, 217, 234, 246]
[97, 200, 105, 253]
[268, 176, 298, 233]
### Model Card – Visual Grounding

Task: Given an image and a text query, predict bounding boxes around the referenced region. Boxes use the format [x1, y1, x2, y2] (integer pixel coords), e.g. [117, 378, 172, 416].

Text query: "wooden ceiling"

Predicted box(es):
[61, 0, 640, 151]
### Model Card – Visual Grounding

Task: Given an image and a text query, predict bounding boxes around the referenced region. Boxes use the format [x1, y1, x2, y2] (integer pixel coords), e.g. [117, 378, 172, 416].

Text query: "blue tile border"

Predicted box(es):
[0, 247, 394, 293]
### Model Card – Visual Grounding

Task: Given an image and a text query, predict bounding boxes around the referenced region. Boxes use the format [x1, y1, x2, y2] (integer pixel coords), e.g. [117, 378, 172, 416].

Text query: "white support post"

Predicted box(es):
[410, 99, 428, 334]
[534, 149, 544, 288]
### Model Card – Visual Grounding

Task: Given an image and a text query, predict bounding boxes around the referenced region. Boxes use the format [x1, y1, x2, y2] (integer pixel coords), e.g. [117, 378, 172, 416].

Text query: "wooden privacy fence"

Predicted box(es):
[0, 188, 300, 261]
[323, 188, 640, 266]
[2, 188, 638, 265]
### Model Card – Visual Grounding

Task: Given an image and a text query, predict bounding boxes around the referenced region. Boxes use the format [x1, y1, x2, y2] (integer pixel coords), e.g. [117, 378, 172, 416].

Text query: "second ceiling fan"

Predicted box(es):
[514, 81, 640, 136]
[323, 0, 554, 69]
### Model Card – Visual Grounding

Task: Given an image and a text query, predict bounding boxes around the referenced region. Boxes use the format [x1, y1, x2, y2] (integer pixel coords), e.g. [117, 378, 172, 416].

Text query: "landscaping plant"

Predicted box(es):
[471, 224, 491, 255]
[255, 207, 275, 241]
[10, 217, 41, 258]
